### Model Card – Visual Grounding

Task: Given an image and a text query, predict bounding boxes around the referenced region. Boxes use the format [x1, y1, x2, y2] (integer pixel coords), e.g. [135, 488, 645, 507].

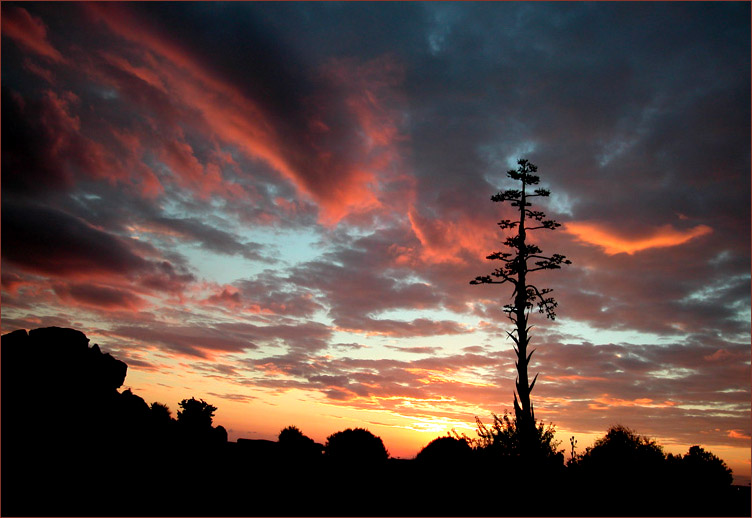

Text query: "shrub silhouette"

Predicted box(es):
[474, 412, 563, 469]
[151, 401, 173, 422]
[213, 424, 228, 443]
[278, 425, 322, 461]
[324, 427, 388, 464]
[279, 424, 309, 443]
[681, 445, 733, 489]
[416, 435, 472, 465]
[574, 424, 667, 499]
[580, 424, 664, 468]
[570, 426, 743, 515]
[177, 397, 217, 429]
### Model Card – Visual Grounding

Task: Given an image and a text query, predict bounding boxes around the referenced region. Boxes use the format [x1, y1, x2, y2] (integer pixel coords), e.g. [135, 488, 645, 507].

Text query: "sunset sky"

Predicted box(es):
[2, 2, 750, 481]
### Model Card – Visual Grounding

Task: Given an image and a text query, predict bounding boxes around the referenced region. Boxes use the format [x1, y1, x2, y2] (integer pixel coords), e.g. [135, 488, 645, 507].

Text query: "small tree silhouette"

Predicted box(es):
[278, 425, 321, 461]
[681, 445, 733, 489]
[576, 424, 666, 485]
[177, 397, 216, 430]
[471, 158, 571, 446]
[324, 428, 388, 464]
[279, 425, 308, 443]
[416, 436, 473, 465]
[150, 402, 173, 422]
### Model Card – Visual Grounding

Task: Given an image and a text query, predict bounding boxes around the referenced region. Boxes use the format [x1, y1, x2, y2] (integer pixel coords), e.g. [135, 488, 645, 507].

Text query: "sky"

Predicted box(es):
[2, 2, 750, 481]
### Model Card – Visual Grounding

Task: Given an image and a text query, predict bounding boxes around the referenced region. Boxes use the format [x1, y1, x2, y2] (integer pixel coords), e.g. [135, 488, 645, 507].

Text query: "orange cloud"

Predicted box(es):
[405, 368, 495, 388]
[2, 6, 65, 63]
[565, 221, 712, 255]
[588, 394, 677, 410]
[407, 208, 495, 265]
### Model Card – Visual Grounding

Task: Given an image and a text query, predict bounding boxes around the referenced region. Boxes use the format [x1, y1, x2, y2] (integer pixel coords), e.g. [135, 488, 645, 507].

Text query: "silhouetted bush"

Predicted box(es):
[213, 424, 228, 443]
[416, 435, 473, 465]
[177, 397, 217, 429]
[567, 425, 746, 516]
[576, 424, 665, 477]
[680, 445, 733, 490]
[473, 412, 564, 469]
[151, 401, 173, 422]
[325, 427, 388, 465]
[278, 425, 322, 462]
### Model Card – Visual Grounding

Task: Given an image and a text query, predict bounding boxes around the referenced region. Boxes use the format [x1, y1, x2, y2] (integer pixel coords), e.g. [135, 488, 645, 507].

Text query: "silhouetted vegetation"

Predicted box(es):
[2, 327, 749, 517]
[325, 427, 389, 465]
[416, 435, 473, 465]
[471, 159, 571, 449]
[473, 412, 564, 470]
[278, 424, 323, 462]
[178, 397, 217, 428]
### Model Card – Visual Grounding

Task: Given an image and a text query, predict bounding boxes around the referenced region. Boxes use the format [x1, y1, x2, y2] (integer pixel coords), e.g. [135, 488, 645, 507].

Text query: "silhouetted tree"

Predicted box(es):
[416, 435, 473, 465]
[278, 425, 322, 461]
[324, 427, 388, 465]
[177, 397, 216, 430]
[574, 424, 666, 489]
[279, 424, 308, 443]
[212, 424, 228, 444]
[471, 159, 571, 447]
[681, 445, 733, 489]
[150, 401, 173, 422]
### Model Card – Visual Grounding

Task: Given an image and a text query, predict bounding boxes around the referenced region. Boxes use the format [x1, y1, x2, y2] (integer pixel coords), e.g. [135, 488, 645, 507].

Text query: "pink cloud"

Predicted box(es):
[727, 429, 751, 440]
[83, 4, 412, 224]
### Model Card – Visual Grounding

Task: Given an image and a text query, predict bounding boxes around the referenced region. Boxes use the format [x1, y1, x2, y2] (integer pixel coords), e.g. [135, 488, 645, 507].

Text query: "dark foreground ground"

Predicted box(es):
[3, 441, 751, 517]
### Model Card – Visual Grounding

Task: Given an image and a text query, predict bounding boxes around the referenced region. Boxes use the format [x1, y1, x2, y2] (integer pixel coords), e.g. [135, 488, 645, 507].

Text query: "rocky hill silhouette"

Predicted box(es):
[1, 327, 749, 517]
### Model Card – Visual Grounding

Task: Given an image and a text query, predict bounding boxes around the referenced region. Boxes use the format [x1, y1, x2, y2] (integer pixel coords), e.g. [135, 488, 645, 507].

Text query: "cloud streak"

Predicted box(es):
[565, 222, 713, 255]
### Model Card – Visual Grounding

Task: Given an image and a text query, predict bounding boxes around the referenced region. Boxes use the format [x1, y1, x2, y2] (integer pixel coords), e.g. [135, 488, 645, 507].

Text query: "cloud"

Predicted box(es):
[53, 283, 148, 311]
[2, 5, 65, 63]
[565, 221, 713, 255]
[336, 317, 472, 338]
[137, 216, 270, 262]
[407, 208, 496, 265]
[111, 324, 260, 359]
[2, 201, 148, 277]
[2, 201, 196, 305]
[79, 3, 414, 226]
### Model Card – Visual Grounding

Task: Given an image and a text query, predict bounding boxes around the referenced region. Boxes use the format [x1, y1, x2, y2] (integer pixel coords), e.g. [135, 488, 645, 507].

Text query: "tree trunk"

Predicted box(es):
[513, 181, 535, 449]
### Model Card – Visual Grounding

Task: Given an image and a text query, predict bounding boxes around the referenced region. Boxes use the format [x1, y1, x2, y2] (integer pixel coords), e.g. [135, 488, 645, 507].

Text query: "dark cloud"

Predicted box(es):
[53, 282, 146, 311]
[147, 216, 270, 262]
[111, 324, 260, 359]
[2, 201, 148, 276]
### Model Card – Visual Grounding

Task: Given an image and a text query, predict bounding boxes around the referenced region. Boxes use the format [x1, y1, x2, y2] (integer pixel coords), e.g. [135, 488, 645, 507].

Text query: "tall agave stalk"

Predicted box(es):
[471, 159, 571, 448]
